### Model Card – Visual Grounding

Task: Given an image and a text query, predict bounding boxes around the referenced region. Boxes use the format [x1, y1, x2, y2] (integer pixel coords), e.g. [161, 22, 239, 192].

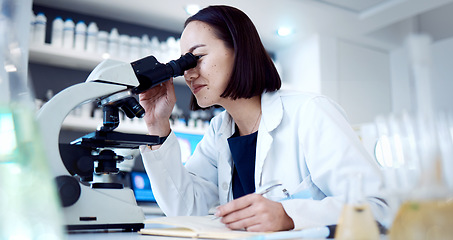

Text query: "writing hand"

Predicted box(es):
[215, 194, 294, 232]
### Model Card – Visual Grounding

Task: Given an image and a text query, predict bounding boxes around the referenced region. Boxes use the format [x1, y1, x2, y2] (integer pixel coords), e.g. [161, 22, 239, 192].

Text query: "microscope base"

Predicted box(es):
[67, 223, 144, 232]
[63, 184, 145, 232]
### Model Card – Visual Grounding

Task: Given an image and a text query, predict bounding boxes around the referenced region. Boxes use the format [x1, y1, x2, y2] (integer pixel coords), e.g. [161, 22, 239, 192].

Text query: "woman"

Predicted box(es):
[139, 5, 386, 232]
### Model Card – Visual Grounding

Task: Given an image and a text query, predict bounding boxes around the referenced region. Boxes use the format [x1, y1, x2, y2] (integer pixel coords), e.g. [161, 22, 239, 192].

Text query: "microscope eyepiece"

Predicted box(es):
[167, 53, 199, 77]
[131, 52, 199, 94]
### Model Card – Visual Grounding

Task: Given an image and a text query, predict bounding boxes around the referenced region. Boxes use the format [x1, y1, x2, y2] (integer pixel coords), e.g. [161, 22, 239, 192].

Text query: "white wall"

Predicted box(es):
[277, 33, 453, 126]
[276, 34, 392, 125]
[336, 40, 391, 124]
[390, 36, 453, 114]
[277, 34, 322, 94]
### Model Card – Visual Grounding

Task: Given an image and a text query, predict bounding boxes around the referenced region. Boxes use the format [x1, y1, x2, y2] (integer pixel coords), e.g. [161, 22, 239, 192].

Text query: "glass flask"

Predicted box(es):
[0, 0, 66, 239]
[335, 173, 380, 240]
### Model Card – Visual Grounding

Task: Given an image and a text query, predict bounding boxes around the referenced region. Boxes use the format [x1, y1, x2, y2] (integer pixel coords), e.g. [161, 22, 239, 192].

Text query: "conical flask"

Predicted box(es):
[335, 173, 380, 240]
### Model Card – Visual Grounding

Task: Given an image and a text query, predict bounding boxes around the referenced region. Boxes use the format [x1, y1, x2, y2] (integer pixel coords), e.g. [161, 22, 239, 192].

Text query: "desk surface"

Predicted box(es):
[67, 231, 192, 240]
[67, 231, 388, 240]
[66, 231, 331, 240]
[64, 207, 388, 240]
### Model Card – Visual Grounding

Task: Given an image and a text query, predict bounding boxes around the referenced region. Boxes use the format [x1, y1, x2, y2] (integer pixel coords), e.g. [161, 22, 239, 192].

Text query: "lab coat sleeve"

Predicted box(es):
[140, 130, 219, 216]
[283, 96, 386, 230]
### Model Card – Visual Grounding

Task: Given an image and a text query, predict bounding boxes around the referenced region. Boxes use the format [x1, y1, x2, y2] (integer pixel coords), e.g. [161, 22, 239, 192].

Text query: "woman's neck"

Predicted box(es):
[222, 96, 262, 136]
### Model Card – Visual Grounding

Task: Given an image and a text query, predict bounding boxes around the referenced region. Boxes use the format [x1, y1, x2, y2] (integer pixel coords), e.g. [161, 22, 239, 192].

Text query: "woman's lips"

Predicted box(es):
[192, 84, 206, 94]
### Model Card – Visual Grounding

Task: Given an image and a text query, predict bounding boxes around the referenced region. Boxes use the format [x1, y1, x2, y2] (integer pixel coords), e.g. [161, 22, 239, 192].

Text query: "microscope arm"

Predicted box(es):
[37, 58, 139, 177]
[37, 82, 130, 177]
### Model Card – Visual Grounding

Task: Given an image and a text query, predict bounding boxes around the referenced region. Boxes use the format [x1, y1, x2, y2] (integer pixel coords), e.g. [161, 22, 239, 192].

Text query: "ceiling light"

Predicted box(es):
[185, 4, 201, 15]
[277, 27, 292, 37]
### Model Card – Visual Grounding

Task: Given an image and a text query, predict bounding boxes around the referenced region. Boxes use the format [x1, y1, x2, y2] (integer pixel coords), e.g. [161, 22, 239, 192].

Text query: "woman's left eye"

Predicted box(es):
[195, 54, 205, 59]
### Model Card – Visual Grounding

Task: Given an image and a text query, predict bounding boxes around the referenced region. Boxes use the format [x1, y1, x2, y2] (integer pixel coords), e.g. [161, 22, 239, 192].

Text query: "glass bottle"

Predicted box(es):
[0, 0, 65, 239]
[335, 173, 380, 240]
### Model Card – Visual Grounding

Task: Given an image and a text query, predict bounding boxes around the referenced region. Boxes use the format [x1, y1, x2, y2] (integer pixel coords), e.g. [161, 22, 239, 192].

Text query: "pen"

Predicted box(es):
[254, 180, 282, 195]
[246, 225, 336, 240]
[212, 181, 283, 220]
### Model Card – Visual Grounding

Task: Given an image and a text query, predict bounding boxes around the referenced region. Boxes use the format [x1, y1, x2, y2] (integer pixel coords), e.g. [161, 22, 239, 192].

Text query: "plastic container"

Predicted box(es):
[74, 21, 87, 51]
[118, 34, 130, 60]
[50, 16, 64, 47]
[150, 36, 161, 60]
[86, 22, 98, 53]
[108, 28, 119, 57]
[167, 36, 179, 59]
[62, 18, 75, 49]
[33, 12, 46, 44]
[96, 30, 108, 54]
[140, 34, 152, 57]
[129, 36, 141, 61]
[29, 11, 35, 44]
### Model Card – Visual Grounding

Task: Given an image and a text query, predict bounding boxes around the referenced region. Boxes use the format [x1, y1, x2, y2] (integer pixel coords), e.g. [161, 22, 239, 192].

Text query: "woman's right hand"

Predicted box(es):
[138, 78, 176, 137]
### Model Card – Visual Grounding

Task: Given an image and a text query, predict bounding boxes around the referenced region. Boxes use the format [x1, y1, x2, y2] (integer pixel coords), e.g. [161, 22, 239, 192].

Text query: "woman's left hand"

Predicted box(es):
[215, 194, 295, 232]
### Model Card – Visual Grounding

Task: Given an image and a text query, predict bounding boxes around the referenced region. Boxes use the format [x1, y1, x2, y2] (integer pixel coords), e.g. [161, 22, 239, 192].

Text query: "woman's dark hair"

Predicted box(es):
[184, 5, 281, 110]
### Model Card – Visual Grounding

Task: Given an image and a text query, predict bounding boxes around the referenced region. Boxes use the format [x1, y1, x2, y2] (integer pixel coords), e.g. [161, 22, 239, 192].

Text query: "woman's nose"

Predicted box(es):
[184, 67, 199, 82]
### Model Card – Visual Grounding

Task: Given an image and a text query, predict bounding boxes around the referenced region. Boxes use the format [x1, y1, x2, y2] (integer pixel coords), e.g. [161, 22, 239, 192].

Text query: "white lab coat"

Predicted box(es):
[140, 90, 386, 230]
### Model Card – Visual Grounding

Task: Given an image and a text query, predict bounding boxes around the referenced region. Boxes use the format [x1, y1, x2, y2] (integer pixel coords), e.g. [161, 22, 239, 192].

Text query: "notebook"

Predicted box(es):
[139, 215, 265, 239]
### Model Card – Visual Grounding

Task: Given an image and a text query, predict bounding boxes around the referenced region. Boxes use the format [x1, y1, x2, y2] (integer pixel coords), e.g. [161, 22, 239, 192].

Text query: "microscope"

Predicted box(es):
[36, 53, 198, 231]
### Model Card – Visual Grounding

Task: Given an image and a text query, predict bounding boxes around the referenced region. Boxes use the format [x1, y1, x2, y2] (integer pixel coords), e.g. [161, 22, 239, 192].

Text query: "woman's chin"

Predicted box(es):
[198, 103, 211, 108]
[195, 99, 212, 109]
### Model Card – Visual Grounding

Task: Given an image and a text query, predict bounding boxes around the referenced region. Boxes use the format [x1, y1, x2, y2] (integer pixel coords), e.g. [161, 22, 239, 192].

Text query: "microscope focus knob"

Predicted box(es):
[56, 175, 81, 207]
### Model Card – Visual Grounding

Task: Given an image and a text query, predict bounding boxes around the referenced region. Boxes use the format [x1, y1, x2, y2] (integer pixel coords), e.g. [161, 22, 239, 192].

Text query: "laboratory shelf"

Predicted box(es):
[28, 43, 185, 84]
[29, 43, 103, 71]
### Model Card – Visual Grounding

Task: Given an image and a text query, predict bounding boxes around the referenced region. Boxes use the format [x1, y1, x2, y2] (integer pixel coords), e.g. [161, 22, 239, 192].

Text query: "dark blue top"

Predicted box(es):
[227, 128, 258, 199]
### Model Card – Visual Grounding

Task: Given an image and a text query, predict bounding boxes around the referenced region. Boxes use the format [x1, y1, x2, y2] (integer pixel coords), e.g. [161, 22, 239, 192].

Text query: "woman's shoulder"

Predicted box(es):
[266, 89, 334, 107]
[263, 89, 346, 119]
[278, 89, 348, 121]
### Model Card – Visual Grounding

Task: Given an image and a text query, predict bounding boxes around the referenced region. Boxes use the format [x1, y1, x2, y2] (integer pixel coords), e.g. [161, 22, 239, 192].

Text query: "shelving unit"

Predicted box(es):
[29, 43, 102, 70]
[28, 43, 186, 84]
[29, 43, 203, 135]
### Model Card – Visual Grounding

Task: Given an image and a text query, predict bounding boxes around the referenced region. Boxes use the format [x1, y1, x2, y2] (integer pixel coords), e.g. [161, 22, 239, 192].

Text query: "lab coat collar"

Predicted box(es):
[218, 110, 235, 138]
[216, 111, 234, 202]
[255, 91, 284, 186]
[261, 90, 283, 132]
[217, 111, 234, 166]
[217, 90, 284, 136]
